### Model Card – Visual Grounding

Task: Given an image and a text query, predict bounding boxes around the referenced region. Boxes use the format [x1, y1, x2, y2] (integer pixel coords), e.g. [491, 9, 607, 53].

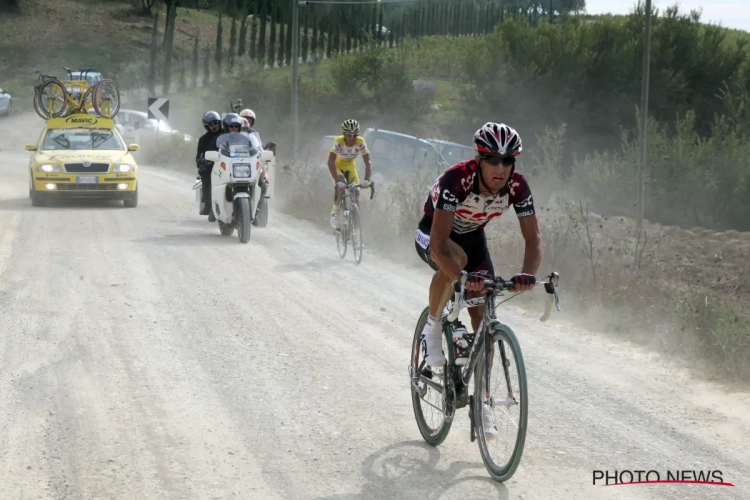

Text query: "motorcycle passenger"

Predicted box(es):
[196, 111, 222, 221]
[239, 108, 264, 151]
[239, 110, 269, 187]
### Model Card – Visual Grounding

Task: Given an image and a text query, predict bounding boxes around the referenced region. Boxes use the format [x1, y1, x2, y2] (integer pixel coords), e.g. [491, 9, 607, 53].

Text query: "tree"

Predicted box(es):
[140, 0, 157, 14]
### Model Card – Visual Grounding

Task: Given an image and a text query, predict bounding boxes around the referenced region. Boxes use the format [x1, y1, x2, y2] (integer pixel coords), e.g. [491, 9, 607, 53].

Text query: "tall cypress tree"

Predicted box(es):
[311, 10, 318, 60]
[258, 1, 267, 66]
[279, 17, 286, 67]
[302, 7, 309, 62]
[268, 2, 277, 68]
[285, 6, 293, 66]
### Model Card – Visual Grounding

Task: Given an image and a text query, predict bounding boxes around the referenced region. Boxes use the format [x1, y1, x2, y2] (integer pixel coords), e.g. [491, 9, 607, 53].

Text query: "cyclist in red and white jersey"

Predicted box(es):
[414, 122, 543, 371]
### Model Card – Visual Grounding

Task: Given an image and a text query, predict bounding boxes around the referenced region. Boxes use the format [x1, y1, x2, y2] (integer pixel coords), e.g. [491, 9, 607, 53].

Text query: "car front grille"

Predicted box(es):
[54, 183, 119, 191]
[64, 162, 110, 173]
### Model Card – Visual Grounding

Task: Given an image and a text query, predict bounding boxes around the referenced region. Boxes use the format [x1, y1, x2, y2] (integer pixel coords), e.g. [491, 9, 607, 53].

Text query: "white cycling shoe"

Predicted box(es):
[421, 318, 446, 367]
[330, 210, 340, 229]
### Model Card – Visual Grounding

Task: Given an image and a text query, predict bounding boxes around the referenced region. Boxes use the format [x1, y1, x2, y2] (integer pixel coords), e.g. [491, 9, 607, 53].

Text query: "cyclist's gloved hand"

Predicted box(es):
[510, 273, 536, 292]
[336, 181, 347, 190]
[361, 179, 371, 188]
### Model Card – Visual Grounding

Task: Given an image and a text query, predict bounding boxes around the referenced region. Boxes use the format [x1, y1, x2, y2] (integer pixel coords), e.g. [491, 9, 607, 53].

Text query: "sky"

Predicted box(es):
[584, 0, 750, 32]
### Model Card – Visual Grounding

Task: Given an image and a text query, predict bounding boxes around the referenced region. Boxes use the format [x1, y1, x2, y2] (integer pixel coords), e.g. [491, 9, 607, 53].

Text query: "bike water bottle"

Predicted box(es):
[452, 320, 473, 366]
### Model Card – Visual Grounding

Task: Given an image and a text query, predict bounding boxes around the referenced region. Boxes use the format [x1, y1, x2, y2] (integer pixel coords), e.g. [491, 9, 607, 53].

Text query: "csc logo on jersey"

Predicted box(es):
[460, 173, 475, 192]
[442, 189, 458, 204]
[516, 194, 533, 208]
[431, 182, 440, 205]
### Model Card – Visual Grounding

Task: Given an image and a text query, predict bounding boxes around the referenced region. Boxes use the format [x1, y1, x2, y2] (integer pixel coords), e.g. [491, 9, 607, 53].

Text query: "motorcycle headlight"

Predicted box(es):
[113, 164, 134, 173]
[37, 164, 60, 172]
[233, 165, 251, 178]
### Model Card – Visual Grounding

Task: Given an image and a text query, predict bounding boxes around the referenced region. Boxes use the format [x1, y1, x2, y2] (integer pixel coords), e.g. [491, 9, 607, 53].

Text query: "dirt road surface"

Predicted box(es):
[0, 120, 748, 499]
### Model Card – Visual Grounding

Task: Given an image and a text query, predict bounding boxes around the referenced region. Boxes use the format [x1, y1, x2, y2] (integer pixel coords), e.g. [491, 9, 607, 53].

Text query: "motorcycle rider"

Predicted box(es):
[196, 111, 222, 221]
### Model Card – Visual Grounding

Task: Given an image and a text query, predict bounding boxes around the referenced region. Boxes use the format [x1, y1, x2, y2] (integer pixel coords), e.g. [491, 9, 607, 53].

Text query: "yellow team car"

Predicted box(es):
[26, 113, 140, 207]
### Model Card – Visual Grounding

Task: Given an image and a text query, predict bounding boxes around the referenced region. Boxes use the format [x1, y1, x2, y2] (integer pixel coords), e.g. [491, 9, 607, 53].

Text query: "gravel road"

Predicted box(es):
[0, 115, 747, 499]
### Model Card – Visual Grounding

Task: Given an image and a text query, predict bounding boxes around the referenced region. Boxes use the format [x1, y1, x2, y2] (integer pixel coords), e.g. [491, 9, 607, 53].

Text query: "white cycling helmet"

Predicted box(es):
[239, 109, 256, 123]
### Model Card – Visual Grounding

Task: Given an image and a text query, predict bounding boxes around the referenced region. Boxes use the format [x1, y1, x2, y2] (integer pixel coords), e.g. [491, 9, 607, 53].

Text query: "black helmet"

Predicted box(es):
[223, 112, 242, 130]
[202, 111, 221, 131]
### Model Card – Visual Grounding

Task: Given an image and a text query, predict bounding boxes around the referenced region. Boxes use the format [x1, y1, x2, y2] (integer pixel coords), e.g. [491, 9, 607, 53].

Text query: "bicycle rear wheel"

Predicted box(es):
[473, 323, 528, 482]
[410, 307, 455, 446]
[350, 203, 364, 264]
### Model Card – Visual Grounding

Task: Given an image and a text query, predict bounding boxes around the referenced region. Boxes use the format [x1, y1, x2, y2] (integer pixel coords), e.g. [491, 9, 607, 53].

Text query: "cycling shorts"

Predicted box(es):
[335, 161, 360, 184]
[414, 221, 495, 277]
[332, 163, 360, 200]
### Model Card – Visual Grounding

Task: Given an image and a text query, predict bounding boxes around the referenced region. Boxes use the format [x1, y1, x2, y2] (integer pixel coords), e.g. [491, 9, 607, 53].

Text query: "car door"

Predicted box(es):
[0, 89, 9, 114]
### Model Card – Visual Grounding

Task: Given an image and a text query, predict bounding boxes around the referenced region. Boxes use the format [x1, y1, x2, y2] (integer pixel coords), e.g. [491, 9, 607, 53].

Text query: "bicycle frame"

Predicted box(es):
[437, 272, 560, 417]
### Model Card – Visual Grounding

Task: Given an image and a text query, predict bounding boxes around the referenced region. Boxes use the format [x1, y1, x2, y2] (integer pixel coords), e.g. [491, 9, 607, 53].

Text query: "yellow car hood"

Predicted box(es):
[36, 150, 132, 164]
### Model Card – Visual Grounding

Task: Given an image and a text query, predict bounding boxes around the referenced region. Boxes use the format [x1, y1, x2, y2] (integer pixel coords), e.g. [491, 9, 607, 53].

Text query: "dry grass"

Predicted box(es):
[274, 159, 750, 386]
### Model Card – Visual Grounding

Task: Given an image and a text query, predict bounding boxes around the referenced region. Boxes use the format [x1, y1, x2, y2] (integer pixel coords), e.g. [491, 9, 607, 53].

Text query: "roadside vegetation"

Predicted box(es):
[3, 0, 750, 384]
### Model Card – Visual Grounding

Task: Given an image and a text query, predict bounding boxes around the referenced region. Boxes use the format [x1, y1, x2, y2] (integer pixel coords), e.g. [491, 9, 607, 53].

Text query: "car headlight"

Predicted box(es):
[37, 164, 60, 172]
[113, 164, 134, 173]
[233, 165, 251, 178]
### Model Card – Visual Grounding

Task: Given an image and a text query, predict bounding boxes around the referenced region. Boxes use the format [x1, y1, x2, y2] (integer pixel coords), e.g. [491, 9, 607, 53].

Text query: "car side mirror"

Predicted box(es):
[25, 144, 37, 151]
[128, 144, 140, 152]
[204, 151, 220, 162]
[264, 142, 276, 156]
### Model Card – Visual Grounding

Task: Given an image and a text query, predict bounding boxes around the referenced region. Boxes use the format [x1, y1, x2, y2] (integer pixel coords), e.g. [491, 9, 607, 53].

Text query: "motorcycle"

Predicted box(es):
[195, 133, 275, 243]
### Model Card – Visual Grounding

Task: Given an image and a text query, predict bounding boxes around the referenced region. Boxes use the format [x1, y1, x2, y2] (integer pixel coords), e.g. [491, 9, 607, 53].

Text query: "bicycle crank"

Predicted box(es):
[468, 394, 476, 442]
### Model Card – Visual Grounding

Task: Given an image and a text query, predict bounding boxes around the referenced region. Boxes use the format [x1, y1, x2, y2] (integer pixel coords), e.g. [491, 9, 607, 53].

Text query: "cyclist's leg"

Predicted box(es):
[462, 230, 499, 438]
[331, 169, 350, 228]
[463, 230, 495, 333]
[350, 169, 361, 205]
[415, 227, 470, 366]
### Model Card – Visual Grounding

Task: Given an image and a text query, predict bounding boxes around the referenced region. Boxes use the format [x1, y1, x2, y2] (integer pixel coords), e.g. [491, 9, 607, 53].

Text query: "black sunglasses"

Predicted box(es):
[481, 155, 515, 166]
[208, 120, 221, 127]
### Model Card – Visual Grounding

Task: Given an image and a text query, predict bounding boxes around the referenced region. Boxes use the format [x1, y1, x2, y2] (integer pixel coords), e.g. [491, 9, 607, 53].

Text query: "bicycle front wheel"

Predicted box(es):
[473, 323, 528, 482]
[350, 203, 364, 264]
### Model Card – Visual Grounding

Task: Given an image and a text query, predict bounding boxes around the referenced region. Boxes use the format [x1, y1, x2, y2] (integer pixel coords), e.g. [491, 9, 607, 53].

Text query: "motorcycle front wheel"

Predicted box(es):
[236, 197, 252, 243]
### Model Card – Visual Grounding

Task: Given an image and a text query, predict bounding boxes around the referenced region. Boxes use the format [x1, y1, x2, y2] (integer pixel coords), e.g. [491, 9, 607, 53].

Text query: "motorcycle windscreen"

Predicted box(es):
[216, 132, 258, 158]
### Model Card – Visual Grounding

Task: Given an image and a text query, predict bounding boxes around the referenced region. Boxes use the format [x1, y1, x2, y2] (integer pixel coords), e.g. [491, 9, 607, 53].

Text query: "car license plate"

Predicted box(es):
[76, 176, 98, 184]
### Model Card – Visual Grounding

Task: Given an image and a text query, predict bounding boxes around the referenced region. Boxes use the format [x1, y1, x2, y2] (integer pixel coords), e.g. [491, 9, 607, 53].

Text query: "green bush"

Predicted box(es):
[330, 40, 429, 125]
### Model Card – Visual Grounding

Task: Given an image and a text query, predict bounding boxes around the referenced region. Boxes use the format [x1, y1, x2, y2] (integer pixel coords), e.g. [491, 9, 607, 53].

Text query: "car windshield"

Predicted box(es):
[70, 73, 99, 85]
[216, 132, 258, 157]
[42, 128, 125, 151]
[442, 145, 475, 162]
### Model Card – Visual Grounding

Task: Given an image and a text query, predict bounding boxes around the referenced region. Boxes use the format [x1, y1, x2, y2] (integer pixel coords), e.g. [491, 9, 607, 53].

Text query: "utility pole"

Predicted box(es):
[637, 0, 652, 232]
[291, 0, 303, 155]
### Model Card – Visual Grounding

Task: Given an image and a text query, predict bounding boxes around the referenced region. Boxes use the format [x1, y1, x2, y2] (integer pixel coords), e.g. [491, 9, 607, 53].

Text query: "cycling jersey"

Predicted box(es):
[330, 135, 368, 185]
[330, 135, 368, 164]
[419, 159, 536, 235]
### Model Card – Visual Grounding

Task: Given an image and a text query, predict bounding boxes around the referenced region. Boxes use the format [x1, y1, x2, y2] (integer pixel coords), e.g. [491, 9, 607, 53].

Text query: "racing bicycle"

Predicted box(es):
[409, 270, 561, 482]
[334, 181, 375, 265]
[33, 67, 121, 119]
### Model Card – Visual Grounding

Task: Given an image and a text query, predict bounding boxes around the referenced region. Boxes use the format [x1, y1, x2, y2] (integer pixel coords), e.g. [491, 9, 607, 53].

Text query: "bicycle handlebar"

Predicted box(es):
[446, 270, 561, 323]
[344, 181, 376, 200]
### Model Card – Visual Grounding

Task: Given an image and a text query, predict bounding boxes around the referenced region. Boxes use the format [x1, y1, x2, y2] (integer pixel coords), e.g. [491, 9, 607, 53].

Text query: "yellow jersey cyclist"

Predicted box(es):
[327, 119, 373, 229]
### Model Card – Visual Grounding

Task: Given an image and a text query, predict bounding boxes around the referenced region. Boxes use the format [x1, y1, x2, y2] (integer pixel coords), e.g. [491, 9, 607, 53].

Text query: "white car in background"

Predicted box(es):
[113, 109, 192, 146]
[0, 88, 12, 116]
